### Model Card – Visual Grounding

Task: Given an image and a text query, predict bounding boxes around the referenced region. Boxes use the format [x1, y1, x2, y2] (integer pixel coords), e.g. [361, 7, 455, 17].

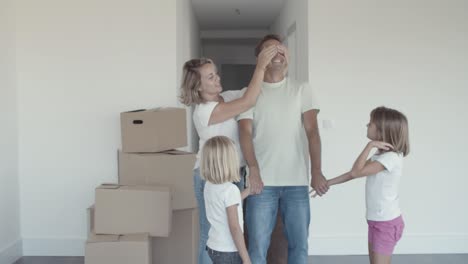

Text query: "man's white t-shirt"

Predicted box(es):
[237, 78, 320, 186]
[204, 182, 243, 252]
[193, 89, 245, 169]
[366, 151, 403, 221]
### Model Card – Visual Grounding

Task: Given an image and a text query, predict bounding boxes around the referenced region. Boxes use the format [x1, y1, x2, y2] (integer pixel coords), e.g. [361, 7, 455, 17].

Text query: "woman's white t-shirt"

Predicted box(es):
[193, 90, 245, 169]
[204, 182, 243, 252]
[366, 151, 403, 221]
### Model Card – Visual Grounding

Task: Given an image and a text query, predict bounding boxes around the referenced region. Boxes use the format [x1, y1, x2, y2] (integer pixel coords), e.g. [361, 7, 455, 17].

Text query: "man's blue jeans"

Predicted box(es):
[193, 168, 245, 264]
[246, 186, 310, 264]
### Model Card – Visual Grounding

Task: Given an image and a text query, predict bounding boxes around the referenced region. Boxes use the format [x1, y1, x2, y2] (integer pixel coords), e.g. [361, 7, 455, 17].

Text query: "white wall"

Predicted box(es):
[308, 0, 468, 255]
[270, 0, 309, 83]
[0, 0, 22, 263]
[14, 0, 176, 256]
[177, 0, 200, 152]
[7, 0, 468, 257]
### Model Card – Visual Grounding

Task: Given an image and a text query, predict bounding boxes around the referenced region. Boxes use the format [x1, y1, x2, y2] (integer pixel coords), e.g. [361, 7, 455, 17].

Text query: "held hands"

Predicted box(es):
[310, 141, 394, 198]
[310, 171, 328, 198]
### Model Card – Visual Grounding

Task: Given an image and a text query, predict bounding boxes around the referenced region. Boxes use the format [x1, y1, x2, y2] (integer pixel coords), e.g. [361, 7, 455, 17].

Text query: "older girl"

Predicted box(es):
[324, 106, 410, 264]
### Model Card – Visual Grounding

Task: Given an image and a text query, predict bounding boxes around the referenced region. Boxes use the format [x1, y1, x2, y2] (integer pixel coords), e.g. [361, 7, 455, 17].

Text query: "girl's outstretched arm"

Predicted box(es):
[327, 171, 353, 186]
[311, 172, 352, 197]
[312, 141, 393, 197]
[325, 141, 393, 187]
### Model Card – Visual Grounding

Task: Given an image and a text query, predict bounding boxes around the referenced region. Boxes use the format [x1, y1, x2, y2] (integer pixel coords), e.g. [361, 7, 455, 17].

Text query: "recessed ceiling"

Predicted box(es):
[192, 0, 286, 30]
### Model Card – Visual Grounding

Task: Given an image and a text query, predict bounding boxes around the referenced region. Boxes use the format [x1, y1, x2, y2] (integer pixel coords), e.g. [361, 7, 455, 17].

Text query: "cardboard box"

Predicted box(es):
[86, 206, 151, 264]
[152, 209, 199, 264]
[94, 184, 172, 237]
[118, 150, 197, 210]
[121, 108, 187, 153]
[85, 233, 152, 264]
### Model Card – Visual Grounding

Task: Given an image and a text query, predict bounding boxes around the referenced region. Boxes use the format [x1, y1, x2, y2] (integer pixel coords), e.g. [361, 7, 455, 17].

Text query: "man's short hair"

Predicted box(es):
[255, 34, 283, 57]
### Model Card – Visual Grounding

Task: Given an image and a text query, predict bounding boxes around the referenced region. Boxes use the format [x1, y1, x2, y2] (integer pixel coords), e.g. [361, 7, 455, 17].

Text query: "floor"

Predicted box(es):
[13, 254, 468, 264]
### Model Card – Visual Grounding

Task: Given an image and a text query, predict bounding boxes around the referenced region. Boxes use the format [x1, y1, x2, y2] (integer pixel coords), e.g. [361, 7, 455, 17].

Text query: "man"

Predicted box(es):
[238, 34, 328, 264]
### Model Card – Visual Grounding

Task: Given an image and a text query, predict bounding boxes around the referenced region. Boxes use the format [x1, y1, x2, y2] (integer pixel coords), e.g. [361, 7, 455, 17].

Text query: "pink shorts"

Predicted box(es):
[367, 215, 404, 255]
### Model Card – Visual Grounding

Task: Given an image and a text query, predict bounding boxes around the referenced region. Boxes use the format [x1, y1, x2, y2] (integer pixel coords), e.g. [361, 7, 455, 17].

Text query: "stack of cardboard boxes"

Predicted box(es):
[85, 107, 199, 264]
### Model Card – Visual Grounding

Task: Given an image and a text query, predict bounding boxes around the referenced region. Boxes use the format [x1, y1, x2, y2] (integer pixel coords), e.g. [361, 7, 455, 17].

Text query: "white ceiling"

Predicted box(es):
[191, 0, 286, 30]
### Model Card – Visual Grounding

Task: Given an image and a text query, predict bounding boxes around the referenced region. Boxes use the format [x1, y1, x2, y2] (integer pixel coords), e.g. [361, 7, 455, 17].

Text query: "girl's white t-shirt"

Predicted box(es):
[193, 90, 245, 169]
[366, 151, 403, 221]
[204, 182, 243, 252]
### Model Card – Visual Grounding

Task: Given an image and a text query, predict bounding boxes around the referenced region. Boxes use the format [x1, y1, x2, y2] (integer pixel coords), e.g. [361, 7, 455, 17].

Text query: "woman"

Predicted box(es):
[179, 45, 277, 264]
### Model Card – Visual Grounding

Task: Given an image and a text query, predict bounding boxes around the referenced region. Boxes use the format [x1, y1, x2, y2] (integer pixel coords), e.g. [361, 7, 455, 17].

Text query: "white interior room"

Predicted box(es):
[1, 0, 467, 263]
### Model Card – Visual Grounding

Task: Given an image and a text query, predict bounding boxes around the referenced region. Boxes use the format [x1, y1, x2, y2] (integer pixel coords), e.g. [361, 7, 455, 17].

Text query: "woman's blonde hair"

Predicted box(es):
[179, 58, 213, 106]
[370, 106, 410, 156]
[200, 136, 240, 184]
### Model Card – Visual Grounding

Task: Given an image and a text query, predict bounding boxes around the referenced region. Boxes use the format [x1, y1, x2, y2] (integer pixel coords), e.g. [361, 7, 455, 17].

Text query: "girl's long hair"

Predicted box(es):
[371, 106, 410, 156]
[201, 136, 240, 184]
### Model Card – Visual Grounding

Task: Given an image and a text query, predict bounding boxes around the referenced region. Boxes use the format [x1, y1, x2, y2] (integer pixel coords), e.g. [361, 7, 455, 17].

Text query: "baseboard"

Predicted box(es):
[309, 234, 468, 255]
[22, 237, 85, 256]
[0, 239, 22, 264]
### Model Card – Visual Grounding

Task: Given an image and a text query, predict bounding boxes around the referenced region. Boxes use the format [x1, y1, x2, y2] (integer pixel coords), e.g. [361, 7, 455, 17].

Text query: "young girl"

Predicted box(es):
[201, 136, 251, 264]
[325, 106, 410, 264]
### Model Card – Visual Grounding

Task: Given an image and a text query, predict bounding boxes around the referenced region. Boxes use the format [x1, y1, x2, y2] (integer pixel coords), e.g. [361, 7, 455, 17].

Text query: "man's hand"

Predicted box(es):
[311, 171, 328, 197]
[248, 166, 264, 195]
